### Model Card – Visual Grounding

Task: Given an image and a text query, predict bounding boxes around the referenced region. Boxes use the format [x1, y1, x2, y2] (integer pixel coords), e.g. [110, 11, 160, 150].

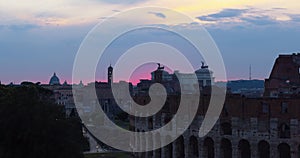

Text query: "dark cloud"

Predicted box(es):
[148, 12, 166, 19]
[197, 8, 248, 21]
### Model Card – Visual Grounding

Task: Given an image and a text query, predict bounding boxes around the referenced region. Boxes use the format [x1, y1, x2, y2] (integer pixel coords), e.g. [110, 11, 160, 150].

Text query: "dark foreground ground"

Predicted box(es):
[84, 152, 133, 158]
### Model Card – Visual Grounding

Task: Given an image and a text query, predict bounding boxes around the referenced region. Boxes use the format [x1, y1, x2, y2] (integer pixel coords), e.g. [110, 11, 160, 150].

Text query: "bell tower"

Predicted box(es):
[108, 65, 113, 85]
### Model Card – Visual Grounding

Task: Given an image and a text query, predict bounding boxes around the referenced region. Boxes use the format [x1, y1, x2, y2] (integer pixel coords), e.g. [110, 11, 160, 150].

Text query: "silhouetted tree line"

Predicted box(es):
[0, 83, 89, 158]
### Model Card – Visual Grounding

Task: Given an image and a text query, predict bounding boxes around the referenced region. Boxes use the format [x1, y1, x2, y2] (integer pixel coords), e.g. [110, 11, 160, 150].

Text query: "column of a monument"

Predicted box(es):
[198, 138, 204, 158]
[145, 133, 149, 158]
[152, 117, 156, 158]
[185, 135, 190, 158]
[232, 141, 239, 158]
[214, 139, 221, 158]
[161, 139, 165, 158]
[291, 143, 297, 158]
[184, 136, 189, 158]
[172, 140, 175, 158]
[269, 143, 278, 158]
[297, 146, 300, 158]
[251, 142, 258, 158]
[145, 117, 149, 158]
[142, 132, 146, 158]
[163, 113, 168, 158]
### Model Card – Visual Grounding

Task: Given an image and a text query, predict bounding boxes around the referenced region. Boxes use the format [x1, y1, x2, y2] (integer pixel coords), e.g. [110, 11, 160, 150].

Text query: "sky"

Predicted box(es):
[0, 0, 300, 84]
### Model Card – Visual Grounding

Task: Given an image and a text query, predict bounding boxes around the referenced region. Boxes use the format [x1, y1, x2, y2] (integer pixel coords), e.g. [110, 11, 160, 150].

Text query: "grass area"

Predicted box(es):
[84, 152, 133, 158]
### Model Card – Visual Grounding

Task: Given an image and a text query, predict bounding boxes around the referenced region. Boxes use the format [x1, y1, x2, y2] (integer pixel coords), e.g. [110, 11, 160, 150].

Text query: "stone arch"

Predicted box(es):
[258, 140, 270, 158]
[164, 135, 173, 158]
[174, 135, 185, 158]
[154, 133, 161, 158]
[278, 123, 291, 138]
[189, 135, 199, 158]
[238, 139, 251, 158]
[221, 138, 232, 158]
[203, 137, 214, 158]
[278, 143, 291, 158]
[220, 122, 232, 135]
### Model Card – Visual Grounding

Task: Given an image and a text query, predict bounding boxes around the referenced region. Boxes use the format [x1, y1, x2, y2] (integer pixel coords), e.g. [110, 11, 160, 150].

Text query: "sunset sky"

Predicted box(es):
[1, 0, 300, 84]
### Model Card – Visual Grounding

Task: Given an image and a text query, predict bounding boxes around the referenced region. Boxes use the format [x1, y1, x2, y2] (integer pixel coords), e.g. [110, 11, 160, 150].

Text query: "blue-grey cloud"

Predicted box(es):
[148, 11, 166, 19]
[197, 8, 283, 26]
[35, 12, 64, 18]
[98, 16, 116, 20]
[0, 24, 40, 31]
[197, 8, 248, 21]
[242, 16, 278, 25]
[9, 24, 39, 30]
[95, 0, 147, 4]
[272, 7, 286, 10]
[290, 14, 300, 22]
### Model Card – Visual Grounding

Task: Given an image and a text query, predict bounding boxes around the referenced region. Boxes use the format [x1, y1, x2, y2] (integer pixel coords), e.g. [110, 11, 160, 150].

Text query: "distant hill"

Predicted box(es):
[216, 79, 264, 92]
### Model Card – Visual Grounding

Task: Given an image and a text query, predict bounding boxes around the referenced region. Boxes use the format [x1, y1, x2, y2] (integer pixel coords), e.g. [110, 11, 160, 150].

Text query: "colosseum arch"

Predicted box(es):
[203, 137, 214, 158]
[238, 139, 251, 158]
[258, 140, 270, 158]
[189, 135, 199, 158]
[221, 138, 232, 158]
[278, 143, 291, 158]
[174, 135, 184, 158]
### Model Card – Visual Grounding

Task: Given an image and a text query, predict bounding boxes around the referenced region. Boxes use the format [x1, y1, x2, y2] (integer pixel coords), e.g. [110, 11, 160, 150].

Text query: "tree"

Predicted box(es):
[0, 84, 86, 158]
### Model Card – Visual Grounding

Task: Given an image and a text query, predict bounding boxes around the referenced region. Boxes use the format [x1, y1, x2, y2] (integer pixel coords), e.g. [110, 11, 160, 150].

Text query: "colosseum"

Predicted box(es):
[131, 54, 300, 158]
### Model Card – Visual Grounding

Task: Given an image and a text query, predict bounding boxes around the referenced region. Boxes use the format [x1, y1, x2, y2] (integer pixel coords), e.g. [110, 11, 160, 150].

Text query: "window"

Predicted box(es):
[281, 102, 288, 113]
[199, 80, 204, 87]
[279, 123, 291, 138]
[220, 122, 232, 135]
[262, 103, 269, 113]
[206, 80, 211, 86]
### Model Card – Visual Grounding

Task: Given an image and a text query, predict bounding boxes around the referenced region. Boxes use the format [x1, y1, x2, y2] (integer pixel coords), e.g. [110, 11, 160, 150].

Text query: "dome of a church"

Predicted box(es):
[49, 73, 61, 85]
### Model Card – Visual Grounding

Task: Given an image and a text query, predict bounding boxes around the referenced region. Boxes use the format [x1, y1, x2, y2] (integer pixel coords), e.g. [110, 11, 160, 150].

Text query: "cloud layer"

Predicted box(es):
[197, 7, 299, 27]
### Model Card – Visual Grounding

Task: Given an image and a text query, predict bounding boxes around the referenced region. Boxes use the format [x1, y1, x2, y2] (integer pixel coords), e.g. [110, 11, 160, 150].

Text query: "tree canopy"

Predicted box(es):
[0, 84, 86, 158]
